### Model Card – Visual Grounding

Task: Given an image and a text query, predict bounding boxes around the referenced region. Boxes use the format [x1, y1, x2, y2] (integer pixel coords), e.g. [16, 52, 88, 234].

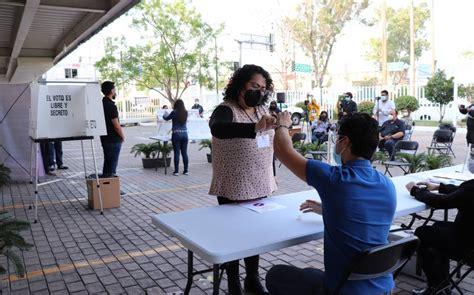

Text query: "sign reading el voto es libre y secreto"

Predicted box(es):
[29, 84, 106, 139]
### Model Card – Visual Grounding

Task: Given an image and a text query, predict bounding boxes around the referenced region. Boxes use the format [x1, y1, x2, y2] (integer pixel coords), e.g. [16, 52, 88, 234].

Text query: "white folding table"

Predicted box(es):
[151, 165, 469, 294]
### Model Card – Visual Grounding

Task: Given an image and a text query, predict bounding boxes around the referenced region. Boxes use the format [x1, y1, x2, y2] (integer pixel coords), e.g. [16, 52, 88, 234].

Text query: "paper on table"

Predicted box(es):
[431, 172, 473, 182]
[239, 199, 286, 213]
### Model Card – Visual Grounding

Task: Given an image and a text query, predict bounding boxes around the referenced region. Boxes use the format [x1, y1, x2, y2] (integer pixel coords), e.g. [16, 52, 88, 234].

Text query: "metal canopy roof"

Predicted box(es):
[0, 0, 140, 83]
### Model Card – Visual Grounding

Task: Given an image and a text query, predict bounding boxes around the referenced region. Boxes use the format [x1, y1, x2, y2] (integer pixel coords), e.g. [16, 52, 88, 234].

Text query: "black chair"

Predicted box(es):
[333, 236, 420, 295]
[403, 125, 414, 141]
[443, 250, 474, 294]
[383, 140, 419, 177]
[291, 132, 307, 149]
[427, 129, 455, 157]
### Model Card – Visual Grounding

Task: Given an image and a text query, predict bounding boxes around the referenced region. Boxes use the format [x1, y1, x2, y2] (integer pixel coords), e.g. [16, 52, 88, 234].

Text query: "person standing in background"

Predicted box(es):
[48, 140, 68, 171]
[100, 81, 125, 178]
[459, 100, 474, 146]
[191, 98, 204, 118]
[163, 99, 189, 176]
[338, 92, 358, 120]
[373, 90, 395, 126]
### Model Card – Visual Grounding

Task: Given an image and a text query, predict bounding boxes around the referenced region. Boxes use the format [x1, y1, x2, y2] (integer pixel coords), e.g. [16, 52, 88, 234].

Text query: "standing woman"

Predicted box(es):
[209, 64, 277, 295]
[163, 99, 189, 176]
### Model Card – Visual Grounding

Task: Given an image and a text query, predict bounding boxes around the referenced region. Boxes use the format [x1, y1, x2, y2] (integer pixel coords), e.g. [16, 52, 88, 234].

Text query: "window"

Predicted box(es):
[65, 68, 78, 78]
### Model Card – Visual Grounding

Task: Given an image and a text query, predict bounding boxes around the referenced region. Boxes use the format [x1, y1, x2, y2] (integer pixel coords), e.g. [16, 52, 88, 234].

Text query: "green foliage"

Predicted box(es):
[198, 139, 212, 153]
[95, 0, 222, 104]
[398, 153, 427, 174]
[130, 142, 160, 158]
[366, 3, 430, 64]
[0, 211, 32, 277]
[395, 152, 452, 173]
[285, 0, 368, 88]
[458, 83, 474, 101]
[371, 150, 387, 163]
[0, 164, 11, 187]
[294, 142, 326, 158]
[425, 70, 455, 123]
[156, 142, 173, 159]
[425, 154, 452, 170]
[358, 101, 375, 115]
[395, 96, 419, 117]
[294, 101, 308, 112]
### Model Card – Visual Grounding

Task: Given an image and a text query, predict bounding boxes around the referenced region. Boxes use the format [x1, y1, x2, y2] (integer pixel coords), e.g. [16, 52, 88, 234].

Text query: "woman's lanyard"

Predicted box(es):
[240, 106, 260, 123]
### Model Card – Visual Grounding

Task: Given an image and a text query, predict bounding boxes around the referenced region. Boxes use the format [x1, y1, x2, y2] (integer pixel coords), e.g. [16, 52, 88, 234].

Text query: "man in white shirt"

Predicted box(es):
[373, 90, 395, 126]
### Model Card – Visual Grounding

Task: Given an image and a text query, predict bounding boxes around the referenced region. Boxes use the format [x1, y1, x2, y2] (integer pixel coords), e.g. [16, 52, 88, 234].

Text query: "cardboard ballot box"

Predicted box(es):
[86, 177, 120, 210]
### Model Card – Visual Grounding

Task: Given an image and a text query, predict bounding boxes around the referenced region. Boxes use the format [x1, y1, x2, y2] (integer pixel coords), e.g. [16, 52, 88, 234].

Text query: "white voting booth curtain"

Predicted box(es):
[0, 84, 35, 181]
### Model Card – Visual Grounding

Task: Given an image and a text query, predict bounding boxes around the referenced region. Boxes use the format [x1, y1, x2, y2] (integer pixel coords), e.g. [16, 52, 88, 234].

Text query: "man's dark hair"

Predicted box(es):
[338, 113, 379, 160]
[345, 92, 353, 99]
[101, 81, 115, 96]
[223, 64, 273, 104]
[381, 90, 389, 96]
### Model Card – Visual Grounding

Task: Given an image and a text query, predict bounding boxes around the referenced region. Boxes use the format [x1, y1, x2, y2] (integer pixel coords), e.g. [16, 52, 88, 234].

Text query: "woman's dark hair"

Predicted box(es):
[223, 64, 273, 104]
[319, 111, 328, 121]
[338, 112, 379, 160]
[173, 99, 188, 124]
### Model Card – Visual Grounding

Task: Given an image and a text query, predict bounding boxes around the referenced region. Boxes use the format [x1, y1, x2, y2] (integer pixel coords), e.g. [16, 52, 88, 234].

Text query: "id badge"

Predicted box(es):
[256, 134, 270, 149]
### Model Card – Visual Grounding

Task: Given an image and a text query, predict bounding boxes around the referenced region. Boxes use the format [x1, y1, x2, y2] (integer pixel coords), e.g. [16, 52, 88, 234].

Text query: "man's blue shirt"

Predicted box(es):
[305, 159, 397, 294]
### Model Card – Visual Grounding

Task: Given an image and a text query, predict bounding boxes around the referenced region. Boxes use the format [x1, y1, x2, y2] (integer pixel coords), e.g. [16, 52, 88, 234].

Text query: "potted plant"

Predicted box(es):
[156, 142, 172, 167]
[130, 142, 160, 168]
[425, 154, 452, 170]
[398, 153, 427, 174]
[0, 164, 32, 277]
[199, 139, 212, 163]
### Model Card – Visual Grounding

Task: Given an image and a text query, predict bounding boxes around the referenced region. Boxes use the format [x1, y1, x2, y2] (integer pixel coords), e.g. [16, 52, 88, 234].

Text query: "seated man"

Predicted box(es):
[406, 179, 474, 295]
[378, 110, 405, 160]
[268, 112, 397, 295]
[311, 111, 331, 144]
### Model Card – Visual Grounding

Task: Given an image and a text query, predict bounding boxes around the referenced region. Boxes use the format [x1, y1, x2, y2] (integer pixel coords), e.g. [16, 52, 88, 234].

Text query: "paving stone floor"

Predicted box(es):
[0, 125, 473, 294]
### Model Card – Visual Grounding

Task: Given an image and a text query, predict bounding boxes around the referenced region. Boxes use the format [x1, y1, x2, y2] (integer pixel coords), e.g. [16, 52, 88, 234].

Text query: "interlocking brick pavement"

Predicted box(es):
[0, 125, 473, 294]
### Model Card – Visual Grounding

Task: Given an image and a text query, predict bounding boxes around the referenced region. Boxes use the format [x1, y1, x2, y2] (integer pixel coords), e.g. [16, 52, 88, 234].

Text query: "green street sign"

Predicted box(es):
[292, 63, 312, 73]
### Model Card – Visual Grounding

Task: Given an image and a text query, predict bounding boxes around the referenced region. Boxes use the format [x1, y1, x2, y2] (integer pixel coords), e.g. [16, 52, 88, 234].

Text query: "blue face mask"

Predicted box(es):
[333, 144, 342, 166]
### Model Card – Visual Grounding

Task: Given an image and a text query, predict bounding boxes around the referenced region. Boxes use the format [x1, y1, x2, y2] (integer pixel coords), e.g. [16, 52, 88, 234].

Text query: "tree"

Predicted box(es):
[358, 101, 375, 115]
[272, 18, 295, 90]
[366, 3, 430, 85]
[285, 0, 368, 91]
[95, 0, 222, 105]
[425, 70, 454, 123]
[458, 84, 474, 101]
[395, 95, 419, 118]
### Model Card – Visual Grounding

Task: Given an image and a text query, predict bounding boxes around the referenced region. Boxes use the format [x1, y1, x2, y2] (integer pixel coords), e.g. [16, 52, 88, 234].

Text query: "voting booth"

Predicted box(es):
[29, 82, 110, 222]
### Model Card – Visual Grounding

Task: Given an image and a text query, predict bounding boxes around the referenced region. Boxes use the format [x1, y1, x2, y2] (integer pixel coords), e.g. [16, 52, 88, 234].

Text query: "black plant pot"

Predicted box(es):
[206, 153, 212, 163]
[157, 157, 171, 167]
[142, 158, 160, 169]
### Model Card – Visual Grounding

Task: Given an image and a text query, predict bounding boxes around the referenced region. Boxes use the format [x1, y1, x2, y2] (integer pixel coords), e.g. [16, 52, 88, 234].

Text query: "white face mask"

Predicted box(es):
[388, 115, 394, 121]
[381, 95, 388, 102]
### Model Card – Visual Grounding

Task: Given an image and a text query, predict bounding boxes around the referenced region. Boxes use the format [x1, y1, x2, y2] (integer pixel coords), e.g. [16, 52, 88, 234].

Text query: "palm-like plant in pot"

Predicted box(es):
[199, 139, 212, 163]
[156, 141, 173, 167]
[0, 164, 32, 277]
[130, 142, 160, 168]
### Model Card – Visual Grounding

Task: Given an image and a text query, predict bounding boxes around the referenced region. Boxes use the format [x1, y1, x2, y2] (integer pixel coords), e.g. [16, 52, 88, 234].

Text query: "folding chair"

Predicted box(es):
[383, 140, 419, 177]
[333, 236, 420, 295]
[291, 132, 306, 150]
[403, 125, 415, 141]
[444, 250, 474, 295]
[427, 129, 455, 157]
